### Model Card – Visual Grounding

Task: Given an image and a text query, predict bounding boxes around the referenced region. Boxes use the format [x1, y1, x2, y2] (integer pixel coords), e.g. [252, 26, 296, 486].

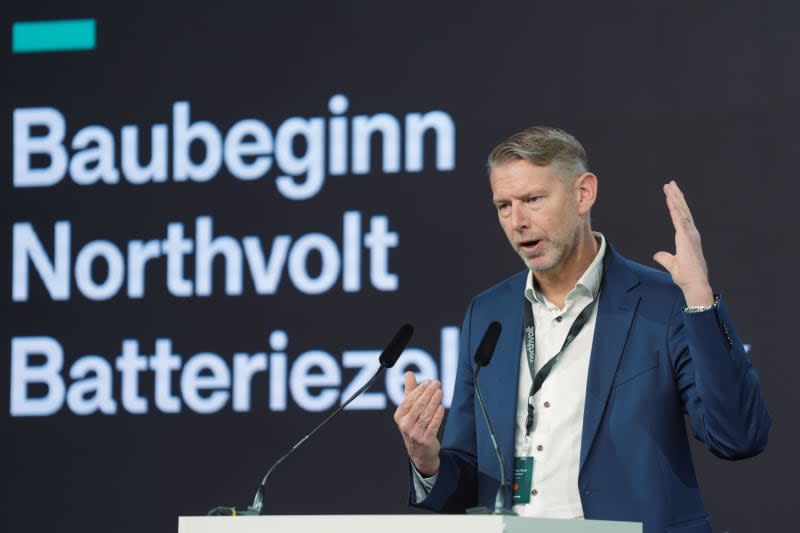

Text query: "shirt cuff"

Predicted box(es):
[410, 462, 438, 503]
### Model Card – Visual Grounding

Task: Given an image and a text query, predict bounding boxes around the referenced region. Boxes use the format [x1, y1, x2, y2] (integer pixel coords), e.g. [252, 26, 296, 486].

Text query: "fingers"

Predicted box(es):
[657, 180, 712, 298]
[394, 373, 428, 418]
[416, 389, 444, 435]
[393, 376, 444, 475]
[423, 404, 446, 441]
[403, 371, 417, 395]
[406, 380, 441, 426]
[393, 378, 443, 438]
[652, 251, 674, 272]
[664, 181, 703, 249]
[664, 180, 695, 230]
[394, 373, 419, 419]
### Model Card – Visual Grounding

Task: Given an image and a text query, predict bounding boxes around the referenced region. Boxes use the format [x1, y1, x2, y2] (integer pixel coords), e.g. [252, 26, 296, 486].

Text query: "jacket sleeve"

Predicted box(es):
[409, 298, 480, 513]
[669, 296, 771, 459]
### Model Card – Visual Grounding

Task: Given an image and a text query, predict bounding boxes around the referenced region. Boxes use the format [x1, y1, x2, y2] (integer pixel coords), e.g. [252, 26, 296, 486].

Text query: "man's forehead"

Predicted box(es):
[490, 160, 560, 185]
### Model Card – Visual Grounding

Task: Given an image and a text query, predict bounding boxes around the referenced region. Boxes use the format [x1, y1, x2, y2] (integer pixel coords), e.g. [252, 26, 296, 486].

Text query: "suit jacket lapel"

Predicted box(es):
[580, 247, 640, 471]
[483, 272, 526, 485]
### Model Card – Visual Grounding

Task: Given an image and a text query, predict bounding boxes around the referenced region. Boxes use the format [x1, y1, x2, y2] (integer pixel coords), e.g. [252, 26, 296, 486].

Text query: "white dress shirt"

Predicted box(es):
[512, 233, 606, 518]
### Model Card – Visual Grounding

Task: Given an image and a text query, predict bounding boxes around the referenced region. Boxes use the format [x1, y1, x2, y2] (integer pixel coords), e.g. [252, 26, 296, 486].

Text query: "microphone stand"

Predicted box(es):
[466, 364, 516, 515]
[206, 323, 414, 517]
[246, 366, 387, 515]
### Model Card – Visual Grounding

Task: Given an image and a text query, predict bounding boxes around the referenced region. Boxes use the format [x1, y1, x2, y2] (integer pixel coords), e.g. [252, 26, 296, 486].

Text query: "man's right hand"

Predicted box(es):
[393, 371, 445, 477]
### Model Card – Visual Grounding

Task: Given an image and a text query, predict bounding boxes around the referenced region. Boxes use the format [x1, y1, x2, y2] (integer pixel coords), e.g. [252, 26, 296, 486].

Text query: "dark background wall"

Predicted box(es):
[2, 2, 796, 532]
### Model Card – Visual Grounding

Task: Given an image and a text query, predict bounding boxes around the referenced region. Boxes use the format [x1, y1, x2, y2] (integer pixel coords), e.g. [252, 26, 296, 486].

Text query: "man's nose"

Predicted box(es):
[510, 203, 528, 231]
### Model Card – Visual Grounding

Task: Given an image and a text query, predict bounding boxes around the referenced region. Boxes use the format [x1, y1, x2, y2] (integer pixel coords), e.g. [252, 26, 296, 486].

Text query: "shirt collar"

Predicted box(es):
[525, 232, 607, 305]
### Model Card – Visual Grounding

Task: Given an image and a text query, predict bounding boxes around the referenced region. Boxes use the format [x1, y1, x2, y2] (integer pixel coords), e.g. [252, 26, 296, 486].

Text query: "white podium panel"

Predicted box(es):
[179, 514, 642, 533]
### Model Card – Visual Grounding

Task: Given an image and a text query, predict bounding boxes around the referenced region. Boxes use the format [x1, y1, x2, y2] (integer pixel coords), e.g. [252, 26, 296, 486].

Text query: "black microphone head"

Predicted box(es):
[379, 323, 414, 368]
[474, 321, 502, 367]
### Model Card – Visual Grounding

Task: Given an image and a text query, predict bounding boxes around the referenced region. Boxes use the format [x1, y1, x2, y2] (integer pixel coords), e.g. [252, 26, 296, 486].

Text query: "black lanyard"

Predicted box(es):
[523, 254, 607, 436]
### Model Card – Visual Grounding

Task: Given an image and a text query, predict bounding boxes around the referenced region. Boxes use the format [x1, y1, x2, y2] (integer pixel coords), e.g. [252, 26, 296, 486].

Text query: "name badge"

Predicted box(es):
[512, 456, 534, 505]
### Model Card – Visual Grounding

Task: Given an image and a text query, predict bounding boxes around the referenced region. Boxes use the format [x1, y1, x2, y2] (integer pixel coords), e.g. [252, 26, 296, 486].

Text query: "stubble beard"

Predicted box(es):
[517, 223, 582, 274]
[518, 243, 564, 272]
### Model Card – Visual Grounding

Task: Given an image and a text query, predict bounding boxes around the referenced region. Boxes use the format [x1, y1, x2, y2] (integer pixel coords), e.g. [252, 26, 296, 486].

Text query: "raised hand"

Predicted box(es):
[652, 180, 715, 307]
[393, 372, 445, 477]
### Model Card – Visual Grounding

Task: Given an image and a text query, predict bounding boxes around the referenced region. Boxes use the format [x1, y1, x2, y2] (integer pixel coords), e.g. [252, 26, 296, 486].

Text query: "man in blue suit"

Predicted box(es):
[394, 127, 770, 532]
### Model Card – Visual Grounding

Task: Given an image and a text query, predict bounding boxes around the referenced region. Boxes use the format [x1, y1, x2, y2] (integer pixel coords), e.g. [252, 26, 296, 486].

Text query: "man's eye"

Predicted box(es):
[527, 196, 542, 203]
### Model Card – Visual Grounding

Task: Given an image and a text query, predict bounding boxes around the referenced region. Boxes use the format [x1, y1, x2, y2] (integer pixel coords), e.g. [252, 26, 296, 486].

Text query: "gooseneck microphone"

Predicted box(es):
[466, 321, 516, 515]
[208, 324, 414, 516]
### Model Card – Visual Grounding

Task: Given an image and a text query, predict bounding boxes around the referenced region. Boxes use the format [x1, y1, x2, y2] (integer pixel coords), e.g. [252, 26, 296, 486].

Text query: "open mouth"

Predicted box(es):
[518, 239, 541, 254]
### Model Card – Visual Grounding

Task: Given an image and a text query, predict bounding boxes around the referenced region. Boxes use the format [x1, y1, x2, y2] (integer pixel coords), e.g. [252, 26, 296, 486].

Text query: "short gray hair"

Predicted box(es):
[487, 126, 589, 180]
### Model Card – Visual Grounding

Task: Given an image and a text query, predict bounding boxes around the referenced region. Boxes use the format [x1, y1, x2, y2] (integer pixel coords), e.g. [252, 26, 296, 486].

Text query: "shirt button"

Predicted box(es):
[555, 316, 563, 322]
[531, 489, 538, 496]
[544, 401, 550, 408]
[537, 445, 543, 451]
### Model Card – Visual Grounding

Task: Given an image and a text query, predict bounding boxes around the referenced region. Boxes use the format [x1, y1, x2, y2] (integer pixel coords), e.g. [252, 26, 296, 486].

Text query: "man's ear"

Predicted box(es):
[575, 172, 598, 215]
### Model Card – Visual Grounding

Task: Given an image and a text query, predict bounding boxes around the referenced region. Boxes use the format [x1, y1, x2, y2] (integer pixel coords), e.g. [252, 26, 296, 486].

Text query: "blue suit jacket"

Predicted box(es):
[412, 246, 770, 533]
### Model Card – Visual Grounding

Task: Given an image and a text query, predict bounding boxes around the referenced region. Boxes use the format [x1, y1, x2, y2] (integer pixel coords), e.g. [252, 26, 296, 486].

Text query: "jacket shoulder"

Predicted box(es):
[612, 252, 683, 301]
[470, 269, 527, 307]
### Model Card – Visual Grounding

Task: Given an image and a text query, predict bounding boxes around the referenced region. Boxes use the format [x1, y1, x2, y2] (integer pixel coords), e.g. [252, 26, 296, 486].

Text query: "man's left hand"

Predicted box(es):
[653, 180, 715, 307]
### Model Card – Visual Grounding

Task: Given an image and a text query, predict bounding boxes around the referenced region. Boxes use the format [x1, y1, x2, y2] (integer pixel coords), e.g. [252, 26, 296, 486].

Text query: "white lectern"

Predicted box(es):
[179, 515, 641, 533]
